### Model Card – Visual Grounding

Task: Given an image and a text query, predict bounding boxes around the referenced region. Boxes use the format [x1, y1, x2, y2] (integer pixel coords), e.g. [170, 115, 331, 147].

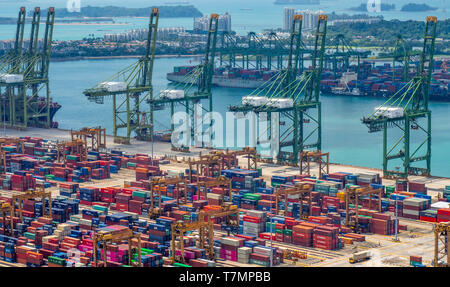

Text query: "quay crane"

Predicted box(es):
[229, 15, 327, 165]
[84, 8, 159, 144]
[361, 17, 437, 178]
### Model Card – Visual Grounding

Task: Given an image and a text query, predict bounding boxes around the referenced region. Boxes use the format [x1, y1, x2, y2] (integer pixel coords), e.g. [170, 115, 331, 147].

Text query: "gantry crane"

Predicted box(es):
[70, 127, 106, 152]
[0, 7, 25, 74]
[56, 138, 88, 163]
[299, 150, 329, 179]
[0, 137, 25, 173]
[218, 30, 310, 71]
[361, 17, 437, 178]
[84, 8, 159, 144]
[229, 15, 328, 165]
[187, 153, 223, 182]
[275, 182, 313, 220]
[149, 14, 219, 151]
[325, 34, 370, 81]
[93, 226, 142, 267]
[149, 176, 187, 218]
[391, 35, 421, 82]
[170, 219, 214, 264]
[195, 176, 232, 204]
[222, 147, 258, 170]
[392, 35, 411, 83]
[0, 7, 55, 128]
[10, 186, 52, 232]
[433, 222, 450, 267]
[344, 185, 382, 232]
[0, 200, 12, 235]
[199, 204, 240, 235]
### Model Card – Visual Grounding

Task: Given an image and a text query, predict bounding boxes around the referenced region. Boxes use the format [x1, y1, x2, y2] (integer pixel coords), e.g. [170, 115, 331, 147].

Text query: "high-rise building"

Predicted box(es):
[283, 7, 295, 31]
[219, 12, 232, 32]
[194, 12, 232, 32]
[298, 9, 324, 30]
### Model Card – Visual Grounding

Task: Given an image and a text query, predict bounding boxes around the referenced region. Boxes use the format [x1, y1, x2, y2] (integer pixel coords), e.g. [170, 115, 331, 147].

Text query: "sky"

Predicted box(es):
[0, 0, 448, 18]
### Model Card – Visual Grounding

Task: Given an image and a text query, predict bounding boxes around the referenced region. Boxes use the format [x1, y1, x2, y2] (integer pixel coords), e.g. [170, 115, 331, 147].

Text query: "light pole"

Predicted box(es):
[151, 123, 154, 166]
[270, 186, 275, 267]
[394, 167, 400, 242]
[2, 96, 6, 137]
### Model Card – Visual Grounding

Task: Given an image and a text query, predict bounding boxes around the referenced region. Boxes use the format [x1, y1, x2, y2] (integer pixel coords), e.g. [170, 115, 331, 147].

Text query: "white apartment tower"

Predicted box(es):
[283, 7, 295, 31]
[194, 12, 232, 32]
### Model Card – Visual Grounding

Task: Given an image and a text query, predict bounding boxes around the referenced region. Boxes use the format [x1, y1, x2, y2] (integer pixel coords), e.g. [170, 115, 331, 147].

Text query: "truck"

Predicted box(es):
[349, 251, 371, 264]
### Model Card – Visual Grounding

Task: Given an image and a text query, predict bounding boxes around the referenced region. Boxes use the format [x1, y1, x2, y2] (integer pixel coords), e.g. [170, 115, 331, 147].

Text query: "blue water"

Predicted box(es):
[49, 57, 450, 177]
[0, 0, 447, 40]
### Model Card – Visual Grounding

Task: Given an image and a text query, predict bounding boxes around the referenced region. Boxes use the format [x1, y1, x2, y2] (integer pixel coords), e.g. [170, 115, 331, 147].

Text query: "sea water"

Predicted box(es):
[48, 57, 450, 177]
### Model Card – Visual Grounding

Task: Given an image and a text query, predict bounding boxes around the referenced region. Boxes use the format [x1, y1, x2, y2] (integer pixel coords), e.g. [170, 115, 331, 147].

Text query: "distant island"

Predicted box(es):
[401, 3, 438, 12]
[0, 17, 15, 25]
[32, 5, 203, 18]
[350, 3, 395, 12]
[274, 0, 320, 5]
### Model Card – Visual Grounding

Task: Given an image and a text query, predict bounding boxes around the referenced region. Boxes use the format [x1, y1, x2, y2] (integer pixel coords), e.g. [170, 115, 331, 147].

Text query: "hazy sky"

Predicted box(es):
[0, 0, 447, 21]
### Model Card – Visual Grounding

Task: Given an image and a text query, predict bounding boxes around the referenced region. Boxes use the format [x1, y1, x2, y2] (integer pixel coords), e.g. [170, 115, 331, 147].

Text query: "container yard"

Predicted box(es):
[0, 2, 448, 275]
[0, 127, 448, 269]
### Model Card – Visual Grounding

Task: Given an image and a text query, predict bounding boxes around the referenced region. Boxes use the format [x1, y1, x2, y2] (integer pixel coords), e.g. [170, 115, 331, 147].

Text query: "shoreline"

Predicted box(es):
[50, 54, 203, 62]
[48, 54, 450, 63]
[54, 22, 130, 26]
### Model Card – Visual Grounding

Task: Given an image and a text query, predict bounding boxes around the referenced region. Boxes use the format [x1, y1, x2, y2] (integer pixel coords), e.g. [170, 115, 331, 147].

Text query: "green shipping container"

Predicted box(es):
[132, 191, 148, 198]
[127, 162, 137, 167]
[48, 256, 66, 266]
[24, 232, 35, 240]
[45, 174, 55, 180]
[92, 205, 108, 212]
[173, 263, 191, 267]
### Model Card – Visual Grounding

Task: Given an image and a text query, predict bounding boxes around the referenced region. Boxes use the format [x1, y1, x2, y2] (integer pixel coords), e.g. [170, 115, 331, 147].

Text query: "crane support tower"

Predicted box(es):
[299, 150, 329, 179]
[149, 14, 219, 151]
[93, 227, 142, 267]
[344, 186, 383, 232]
[434, 222, 450, 267]
[325, 34, 370, 82]
[361, 17, 437, 178]
[275, 182, 313, 220]
[228, 15, 327, 165]
[84, 8, 159, 144]
[10, 186, 52, 233]
[0, 7, 56, 129]
[170, 220, 214, 264]
[70, 127, 107, 152]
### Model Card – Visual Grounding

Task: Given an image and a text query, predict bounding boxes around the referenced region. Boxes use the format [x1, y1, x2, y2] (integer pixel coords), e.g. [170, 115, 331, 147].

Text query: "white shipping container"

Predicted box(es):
[269, 98, 294, 108]
[254, 246, 272, 256]
[242, 96, 269, 106]
[238, 247, 252, 254]
[351, 251, 371, 261]
[160, 89, 185, 99]
[373, 106, 404, 119]
[0, 73, 24, 83]
[99, 81, 128, 92]
[247, 210, 266, 218]
[222, 238, 241, 247]
[243, 221, 261, 229]
[402, 209, 420, 216]
[208, 193, 221, 200]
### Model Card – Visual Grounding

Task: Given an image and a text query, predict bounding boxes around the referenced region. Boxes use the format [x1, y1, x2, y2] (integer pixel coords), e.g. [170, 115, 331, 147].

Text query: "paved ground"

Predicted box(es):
[0, 127, 446, 267]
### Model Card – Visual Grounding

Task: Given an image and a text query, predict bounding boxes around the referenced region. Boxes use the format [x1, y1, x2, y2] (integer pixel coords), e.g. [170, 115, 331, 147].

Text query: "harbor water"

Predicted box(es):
[47, 57, 450, 177]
